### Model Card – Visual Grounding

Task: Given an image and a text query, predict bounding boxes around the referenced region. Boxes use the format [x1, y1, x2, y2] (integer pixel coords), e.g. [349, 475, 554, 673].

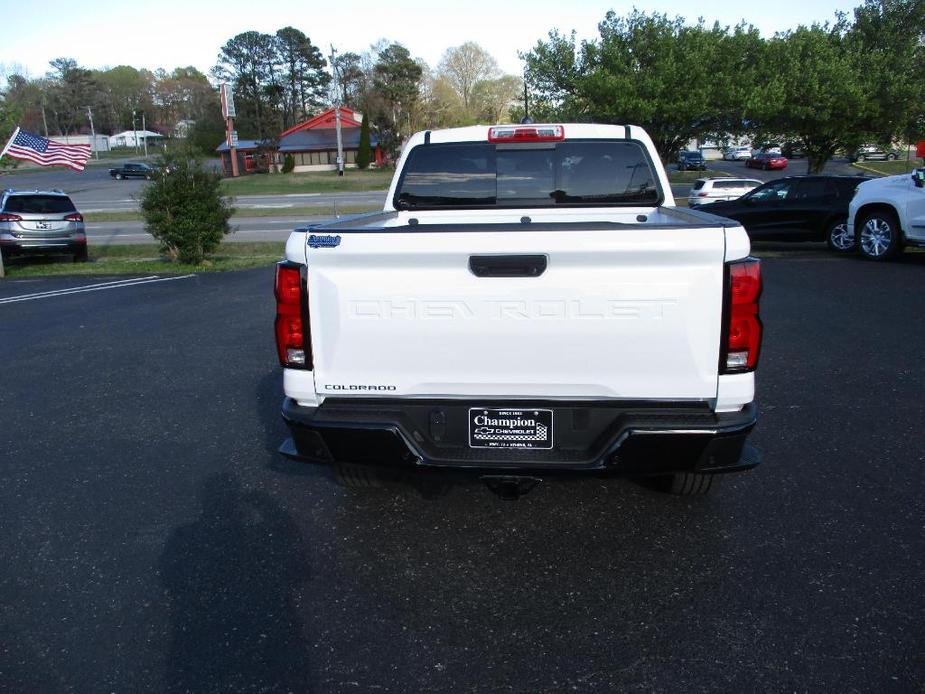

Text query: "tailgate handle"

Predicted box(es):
[469, 255, 547, 278]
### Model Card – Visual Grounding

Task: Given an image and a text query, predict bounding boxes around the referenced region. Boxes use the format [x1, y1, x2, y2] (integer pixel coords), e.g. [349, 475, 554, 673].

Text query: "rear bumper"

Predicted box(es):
[280, 397, 759, 476]
[1, 235, 86, 254]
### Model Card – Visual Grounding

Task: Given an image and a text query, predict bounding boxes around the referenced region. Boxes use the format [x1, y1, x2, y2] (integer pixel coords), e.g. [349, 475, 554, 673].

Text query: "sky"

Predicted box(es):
[2, 0, 863, 80]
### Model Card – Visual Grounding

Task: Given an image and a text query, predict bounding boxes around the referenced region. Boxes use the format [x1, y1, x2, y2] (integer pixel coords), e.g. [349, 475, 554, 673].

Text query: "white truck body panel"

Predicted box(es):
[283, 124, 756, 414]
[306, 224, 725, 401]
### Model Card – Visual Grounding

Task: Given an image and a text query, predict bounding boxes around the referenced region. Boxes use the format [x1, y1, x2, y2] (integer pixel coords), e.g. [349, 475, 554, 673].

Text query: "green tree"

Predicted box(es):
[0, 93, 22, 171]
[371, 43, 423, 157]
[471, 75, 523, 124]
[213, 31, 278, 138]
[187, 108, 226, 156]
[849, 0, 925, 147]
[356, 111, 371, 168]
[523, 12, 737, 161]
[140, 147, 235, 264]
[332, 51, 367, 108]
[275, 27, 329, 127]
[751, 22, 871, 173]
[45, 57, 98, 136]
[2, 74, 46, 136]
[95, 65, 151, 134]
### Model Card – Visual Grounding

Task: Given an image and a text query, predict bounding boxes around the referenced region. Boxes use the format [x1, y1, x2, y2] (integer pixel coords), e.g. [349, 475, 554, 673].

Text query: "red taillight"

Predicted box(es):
[275, 261, 311, 368]
[64, 213, 83, 222]
[722, 258, 762, 372]
[0, 213, 22, 222]
[697, 192, 709, 197]
[488, 125, 565, 143]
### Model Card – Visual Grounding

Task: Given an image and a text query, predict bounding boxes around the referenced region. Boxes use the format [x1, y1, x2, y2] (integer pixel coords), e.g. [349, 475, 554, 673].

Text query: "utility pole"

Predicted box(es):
[142, 112, 148, 158]
[330, 44, 345, 176]
[522, 69, 531, 124]
[86, 107, 98, 160]
[40, 99, 49, 138]
[132, 111, 138, 154]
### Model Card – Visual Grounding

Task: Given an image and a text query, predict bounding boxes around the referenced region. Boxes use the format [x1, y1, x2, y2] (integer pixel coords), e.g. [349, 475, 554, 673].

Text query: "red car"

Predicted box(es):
[746, 152, 788, 170]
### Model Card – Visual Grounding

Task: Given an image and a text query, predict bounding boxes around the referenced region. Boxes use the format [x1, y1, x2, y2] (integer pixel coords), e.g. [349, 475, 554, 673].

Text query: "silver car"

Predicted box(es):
[0, 190, 87, 263]
[688, 178, 763, 207]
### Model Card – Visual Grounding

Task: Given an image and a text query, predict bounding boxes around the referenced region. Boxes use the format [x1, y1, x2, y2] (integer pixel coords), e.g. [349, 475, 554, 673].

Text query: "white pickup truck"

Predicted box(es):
[848, 168, 925, 260]
[275, 123, 762, 497]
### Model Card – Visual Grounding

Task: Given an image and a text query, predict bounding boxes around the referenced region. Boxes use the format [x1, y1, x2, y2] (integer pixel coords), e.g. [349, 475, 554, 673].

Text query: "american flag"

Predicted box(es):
[2, 128, 92, 171]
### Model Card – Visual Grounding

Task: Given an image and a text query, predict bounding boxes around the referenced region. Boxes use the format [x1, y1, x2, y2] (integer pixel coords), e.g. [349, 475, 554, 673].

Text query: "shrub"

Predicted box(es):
[282, 153, 295, 173]
[357, 112, 372, 169]
[140, 147, 235, 264]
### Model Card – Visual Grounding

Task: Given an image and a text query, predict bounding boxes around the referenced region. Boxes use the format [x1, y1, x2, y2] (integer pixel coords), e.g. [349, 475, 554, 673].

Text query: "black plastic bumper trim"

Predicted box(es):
[281, 397, 759, 475]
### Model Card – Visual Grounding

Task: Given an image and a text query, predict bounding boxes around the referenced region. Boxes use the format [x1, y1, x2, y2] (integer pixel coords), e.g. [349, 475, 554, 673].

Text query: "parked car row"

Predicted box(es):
[687, 178, 763, 206]
[688, 172, 925, 261]
[719, 142, 904, 164]
[849, 145, 901, 163]
[698, 175, 867, 252]
[746, 152, 789, 170]
[676, 150, 706, 171]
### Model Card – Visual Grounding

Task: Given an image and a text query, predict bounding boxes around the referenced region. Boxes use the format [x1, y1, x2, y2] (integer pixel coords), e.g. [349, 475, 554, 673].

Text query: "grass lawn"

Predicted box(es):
[221, 169, 393, 195]
[84, 204, 381, 224]
[1, 241, 285, 279]
[851, 160, 923, 176]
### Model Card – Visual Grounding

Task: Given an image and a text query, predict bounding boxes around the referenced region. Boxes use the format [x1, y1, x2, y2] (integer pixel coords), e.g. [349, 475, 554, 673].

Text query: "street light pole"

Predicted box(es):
[142, 112, 148, 158]
[330, 44, 345, 176]
[132, 111, 138, 155]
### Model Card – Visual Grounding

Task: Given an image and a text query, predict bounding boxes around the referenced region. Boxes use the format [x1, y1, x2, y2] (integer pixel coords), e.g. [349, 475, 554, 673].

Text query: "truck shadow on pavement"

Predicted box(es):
[158, 473, 312, 693]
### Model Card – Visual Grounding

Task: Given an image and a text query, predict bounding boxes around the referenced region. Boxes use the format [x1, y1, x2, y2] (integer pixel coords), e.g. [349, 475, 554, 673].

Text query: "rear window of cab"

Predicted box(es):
[395, 140, 661, 209]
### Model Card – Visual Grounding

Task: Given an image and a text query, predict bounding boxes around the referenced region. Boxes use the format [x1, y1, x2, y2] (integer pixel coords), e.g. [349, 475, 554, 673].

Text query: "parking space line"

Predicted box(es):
[0, 275, 196, 304]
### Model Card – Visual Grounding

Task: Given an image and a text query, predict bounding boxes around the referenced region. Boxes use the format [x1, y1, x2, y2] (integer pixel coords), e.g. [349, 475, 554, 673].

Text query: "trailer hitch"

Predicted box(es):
[481, 475, 542, 500]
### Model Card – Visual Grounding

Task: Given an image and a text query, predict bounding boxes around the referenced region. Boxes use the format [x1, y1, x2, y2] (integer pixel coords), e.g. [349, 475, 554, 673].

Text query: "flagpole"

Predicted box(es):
[0, 127, 21, 161]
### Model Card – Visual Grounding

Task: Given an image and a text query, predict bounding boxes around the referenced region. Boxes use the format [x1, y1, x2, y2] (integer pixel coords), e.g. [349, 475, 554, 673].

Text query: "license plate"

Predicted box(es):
[468, 408, 553, 449]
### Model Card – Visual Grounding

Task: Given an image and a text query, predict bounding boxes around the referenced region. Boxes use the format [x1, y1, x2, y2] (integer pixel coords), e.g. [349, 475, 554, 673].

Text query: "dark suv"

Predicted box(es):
[703, 175, 872, 252]
[0, 190, 87, 262]
[849, 145, 900, 163]
[677, 150, 706, 171]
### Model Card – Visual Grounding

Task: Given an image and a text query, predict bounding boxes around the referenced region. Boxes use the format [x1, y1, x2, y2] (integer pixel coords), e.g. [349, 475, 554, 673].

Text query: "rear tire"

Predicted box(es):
[74, 246, 88, 263]
[640, 471, 718, 495]
[664, 472, 717, 495]
[115, 173, 123, 180]
[887, 153, 897, 161]
[333, 462, 385, 488]
[857, 210, 902, 261]
[825, 217, 853, 253]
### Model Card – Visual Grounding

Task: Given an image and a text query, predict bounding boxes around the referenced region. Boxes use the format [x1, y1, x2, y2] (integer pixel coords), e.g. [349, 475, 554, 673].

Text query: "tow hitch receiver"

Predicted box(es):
[481, 475, 542, 500]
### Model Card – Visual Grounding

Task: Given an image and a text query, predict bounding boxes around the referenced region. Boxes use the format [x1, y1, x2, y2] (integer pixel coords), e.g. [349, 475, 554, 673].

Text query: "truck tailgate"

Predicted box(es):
[307, 226, 726, 401]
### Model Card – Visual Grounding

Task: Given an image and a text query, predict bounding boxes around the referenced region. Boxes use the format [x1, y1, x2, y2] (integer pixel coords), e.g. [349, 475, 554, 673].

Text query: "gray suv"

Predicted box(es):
[0, 190, 87, 262]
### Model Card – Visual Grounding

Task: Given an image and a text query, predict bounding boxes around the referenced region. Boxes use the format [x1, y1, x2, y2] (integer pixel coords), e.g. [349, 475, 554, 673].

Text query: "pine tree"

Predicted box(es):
[357, 112, 372, 169]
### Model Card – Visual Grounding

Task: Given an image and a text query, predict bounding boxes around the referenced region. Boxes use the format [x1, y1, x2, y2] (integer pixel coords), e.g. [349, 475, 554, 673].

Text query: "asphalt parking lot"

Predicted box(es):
[1, 250, 922, 692]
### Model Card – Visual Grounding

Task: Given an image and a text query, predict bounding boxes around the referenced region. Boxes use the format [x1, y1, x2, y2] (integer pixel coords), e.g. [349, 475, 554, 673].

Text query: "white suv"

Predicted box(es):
[848, 168, 925, 260]
[688, 178, 762, 207]
[723, 146, 751, 161]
